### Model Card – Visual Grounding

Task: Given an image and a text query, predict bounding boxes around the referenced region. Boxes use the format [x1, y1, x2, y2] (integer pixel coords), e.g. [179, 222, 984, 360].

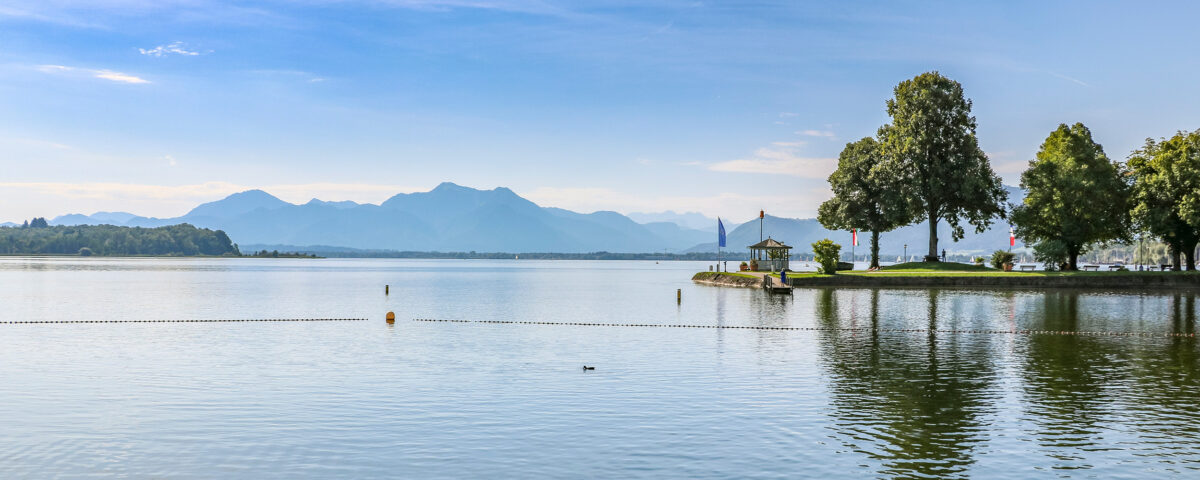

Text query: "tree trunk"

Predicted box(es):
[1185, 240, 1197, 271]
[925, 211, 939, 262]
[1170, 245, 1182, 271]
[870, 231, 881, 269]
[1068, 247, 1079, 271]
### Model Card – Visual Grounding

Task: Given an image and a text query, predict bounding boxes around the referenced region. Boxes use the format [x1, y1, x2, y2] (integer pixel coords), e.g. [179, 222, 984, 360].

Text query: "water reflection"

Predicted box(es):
[1021, 292, 1123, 470]
[817, 289, 997, 479]
[814, 287, 1200, 477]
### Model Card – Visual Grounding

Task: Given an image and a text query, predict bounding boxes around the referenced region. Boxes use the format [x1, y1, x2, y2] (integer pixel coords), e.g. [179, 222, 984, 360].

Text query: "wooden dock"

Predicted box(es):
[761, 274, 793, 294]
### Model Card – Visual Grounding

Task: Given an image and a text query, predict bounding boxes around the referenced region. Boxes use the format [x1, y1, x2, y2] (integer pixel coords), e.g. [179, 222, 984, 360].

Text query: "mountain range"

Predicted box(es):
[29, 182, 1024, 255]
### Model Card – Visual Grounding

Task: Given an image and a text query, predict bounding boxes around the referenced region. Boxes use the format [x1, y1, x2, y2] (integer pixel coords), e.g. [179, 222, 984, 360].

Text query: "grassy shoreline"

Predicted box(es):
[696, 262, 1200, 289]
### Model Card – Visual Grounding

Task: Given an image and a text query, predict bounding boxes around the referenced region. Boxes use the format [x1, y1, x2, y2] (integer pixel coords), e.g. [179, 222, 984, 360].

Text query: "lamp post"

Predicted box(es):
[903, 244, 907, 262]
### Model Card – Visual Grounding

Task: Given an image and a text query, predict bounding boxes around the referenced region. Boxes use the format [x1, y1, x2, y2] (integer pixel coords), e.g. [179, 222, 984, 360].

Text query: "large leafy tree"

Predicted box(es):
[878, 72, 1007, 262]
[1010, 123, 1130, 270]
[818, 137, 914, 268]
[1128, 129, 1200, 270]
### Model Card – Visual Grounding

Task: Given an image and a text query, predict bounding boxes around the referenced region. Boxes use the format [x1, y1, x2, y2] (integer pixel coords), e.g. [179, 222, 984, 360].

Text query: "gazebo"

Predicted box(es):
[748, 237, 791, 271]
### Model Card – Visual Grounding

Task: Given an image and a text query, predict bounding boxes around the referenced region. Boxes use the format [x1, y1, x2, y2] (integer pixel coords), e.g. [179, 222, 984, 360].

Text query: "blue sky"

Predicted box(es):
[1, 0, 1198, 223]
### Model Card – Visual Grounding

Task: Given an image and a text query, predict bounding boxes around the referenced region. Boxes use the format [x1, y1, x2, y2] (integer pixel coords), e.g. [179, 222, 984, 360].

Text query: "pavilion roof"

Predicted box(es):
[748, 237, 791, 249]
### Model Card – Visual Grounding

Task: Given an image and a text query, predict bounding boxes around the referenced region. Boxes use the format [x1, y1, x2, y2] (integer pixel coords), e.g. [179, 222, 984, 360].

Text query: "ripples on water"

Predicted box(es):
[0, 257, 1197, 478]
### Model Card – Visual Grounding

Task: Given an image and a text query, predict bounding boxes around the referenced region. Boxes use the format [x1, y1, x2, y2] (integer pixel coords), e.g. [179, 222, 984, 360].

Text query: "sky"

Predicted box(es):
[2, 0, 1199, 224]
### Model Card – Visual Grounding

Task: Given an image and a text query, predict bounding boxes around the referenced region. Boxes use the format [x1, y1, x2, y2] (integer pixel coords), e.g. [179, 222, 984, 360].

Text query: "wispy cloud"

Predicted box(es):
[0, 181, 419, 203]
[139, 41, 205, 57]
[797, 129, 835, 138]
[37, 64, 150, 84]
[1047, 71, 1090, 87]
[708, 143, 835, 179]
[0, 181, 425, 220]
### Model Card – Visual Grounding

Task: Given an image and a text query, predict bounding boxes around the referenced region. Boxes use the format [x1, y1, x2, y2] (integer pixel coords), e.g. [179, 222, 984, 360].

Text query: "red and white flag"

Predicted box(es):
[1009, 226, 1015, 247]
[852, 229, 859, 246]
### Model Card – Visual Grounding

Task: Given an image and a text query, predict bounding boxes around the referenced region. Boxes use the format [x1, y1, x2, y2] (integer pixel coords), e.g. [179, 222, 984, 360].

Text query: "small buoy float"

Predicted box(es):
[386, 311, 395, 324]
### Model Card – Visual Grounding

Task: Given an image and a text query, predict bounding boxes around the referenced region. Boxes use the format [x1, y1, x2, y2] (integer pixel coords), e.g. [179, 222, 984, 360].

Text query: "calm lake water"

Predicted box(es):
[1, 257, 1197, 479]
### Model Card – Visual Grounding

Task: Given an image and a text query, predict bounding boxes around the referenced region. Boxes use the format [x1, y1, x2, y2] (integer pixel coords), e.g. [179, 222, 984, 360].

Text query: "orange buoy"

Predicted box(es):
[386, 311, 396, 324]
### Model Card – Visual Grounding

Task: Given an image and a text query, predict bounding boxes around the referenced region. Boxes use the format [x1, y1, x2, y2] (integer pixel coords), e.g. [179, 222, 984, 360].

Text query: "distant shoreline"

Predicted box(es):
[236, 246, 746, 261]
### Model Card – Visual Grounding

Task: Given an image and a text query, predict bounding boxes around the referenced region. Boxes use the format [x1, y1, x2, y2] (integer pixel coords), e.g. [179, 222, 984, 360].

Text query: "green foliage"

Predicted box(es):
[989, 250, 1014, 269]
[27, 217, 49, 228]
[972, 256, 986, 265]
[248, 249, 318, 258]
[1010, 123, 1131, 270]
[0, 223, 237, 256]
[818, 137, 914, 269]
[1128, 129, 1200, 270]
[1033, 239, 1069, 271]
[812, 239, 841, 274]
[878, 71, 1008, 260]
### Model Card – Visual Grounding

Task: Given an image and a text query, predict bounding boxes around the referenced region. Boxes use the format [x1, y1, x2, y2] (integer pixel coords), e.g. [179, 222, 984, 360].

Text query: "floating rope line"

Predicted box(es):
[412, 318, 1196, 338]
[4, 318, 366, 325]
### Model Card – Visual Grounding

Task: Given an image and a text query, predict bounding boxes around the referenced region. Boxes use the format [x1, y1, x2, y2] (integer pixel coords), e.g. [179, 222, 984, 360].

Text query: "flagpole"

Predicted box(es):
[851, 230, 855, 265]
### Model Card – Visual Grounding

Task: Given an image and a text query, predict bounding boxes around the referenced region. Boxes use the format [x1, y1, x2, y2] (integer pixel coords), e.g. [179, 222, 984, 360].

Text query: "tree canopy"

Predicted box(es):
[818, 137, 913, 268]
[1128, 129, 1200, 270]
[1010, 123, 1130, 270]
[0, 223, 239, 256]
[878, 71, 1007, 261]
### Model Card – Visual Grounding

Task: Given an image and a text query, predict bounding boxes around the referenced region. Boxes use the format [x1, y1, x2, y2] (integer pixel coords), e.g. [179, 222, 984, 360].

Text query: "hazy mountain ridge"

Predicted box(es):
[45, 183, 713, 253]
[627, 211, 717, 231]
[42, 183, 1023, 255]
[688, 186, 1027, 256]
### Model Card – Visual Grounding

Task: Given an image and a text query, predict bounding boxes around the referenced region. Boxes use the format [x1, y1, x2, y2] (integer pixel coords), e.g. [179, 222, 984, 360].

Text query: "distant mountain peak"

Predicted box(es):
[432, 181, 469, 192]
[185, 189, 291, 219]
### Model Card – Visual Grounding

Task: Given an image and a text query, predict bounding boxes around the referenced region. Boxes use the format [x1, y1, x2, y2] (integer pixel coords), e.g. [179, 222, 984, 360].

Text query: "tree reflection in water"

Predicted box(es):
[816, 288, 998, 479]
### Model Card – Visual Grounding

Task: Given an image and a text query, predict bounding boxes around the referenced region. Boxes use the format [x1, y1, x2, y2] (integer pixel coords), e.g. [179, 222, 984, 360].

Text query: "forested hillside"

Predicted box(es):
[0, 223, 238, 256]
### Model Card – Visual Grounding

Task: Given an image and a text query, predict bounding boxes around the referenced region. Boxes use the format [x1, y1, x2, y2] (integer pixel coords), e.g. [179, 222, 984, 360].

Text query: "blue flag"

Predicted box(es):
[718, 217, 726, 248]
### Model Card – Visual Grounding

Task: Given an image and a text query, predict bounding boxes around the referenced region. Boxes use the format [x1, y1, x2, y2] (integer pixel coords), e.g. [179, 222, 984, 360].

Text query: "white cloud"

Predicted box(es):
[93, 69, 150, 84]
[139, 41, 204, 57]
[708, 144, 835, 179]
[37, 64, 150, 84]
[797, 129, 835, 138]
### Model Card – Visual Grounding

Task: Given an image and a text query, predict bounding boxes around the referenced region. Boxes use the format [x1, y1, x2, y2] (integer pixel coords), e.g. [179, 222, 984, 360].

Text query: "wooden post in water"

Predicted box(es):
[385, 285, 389, 295]
[677, 289, 681, 304]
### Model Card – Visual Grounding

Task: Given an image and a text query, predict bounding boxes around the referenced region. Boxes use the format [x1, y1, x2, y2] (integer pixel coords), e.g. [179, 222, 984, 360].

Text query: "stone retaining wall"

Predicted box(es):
[786, 273, 1200, 289]
[691, 272, 763, 288]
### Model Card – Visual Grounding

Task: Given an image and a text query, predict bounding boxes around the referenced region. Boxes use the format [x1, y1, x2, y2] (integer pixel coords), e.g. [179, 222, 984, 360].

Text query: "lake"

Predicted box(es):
[1, 257, 1197, 478]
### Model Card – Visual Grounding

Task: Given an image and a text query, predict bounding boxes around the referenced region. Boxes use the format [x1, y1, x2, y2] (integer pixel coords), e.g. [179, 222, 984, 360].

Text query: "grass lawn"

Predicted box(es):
[874, 261, 996, 272]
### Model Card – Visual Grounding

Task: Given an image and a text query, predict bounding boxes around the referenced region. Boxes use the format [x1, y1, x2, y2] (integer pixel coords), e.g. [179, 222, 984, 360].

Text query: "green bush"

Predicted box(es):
[1033, 240, 1068, 270]
[990, 250, 1015, 269]
[812, 239, 842, 274]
